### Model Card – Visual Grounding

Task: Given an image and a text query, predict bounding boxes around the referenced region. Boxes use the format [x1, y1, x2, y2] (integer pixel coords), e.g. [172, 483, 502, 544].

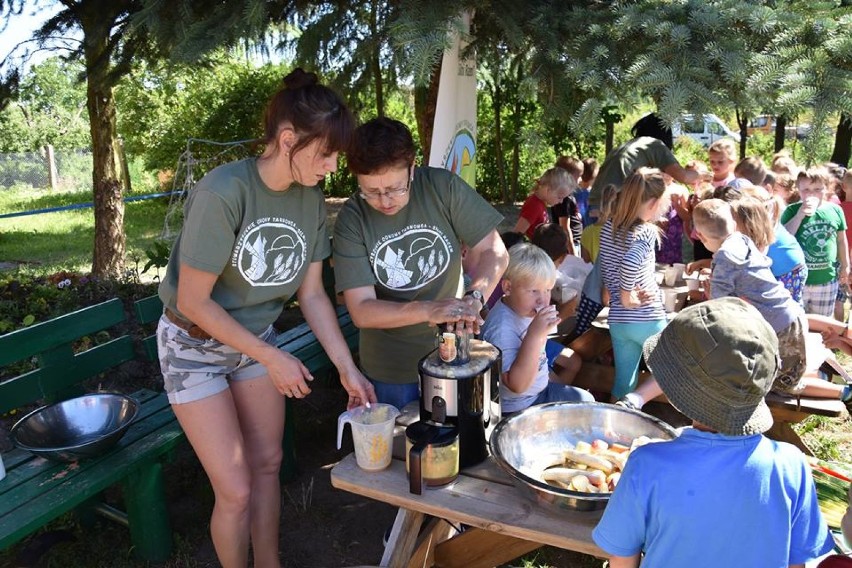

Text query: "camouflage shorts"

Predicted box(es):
[157, 315, 277, 404]
[773, 315, 807, 395]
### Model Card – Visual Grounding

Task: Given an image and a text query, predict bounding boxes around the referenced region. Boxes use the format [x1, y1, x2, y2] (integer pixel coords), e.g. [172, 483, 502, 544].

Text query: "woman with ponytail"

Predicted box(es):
[156, 68, 375, 567]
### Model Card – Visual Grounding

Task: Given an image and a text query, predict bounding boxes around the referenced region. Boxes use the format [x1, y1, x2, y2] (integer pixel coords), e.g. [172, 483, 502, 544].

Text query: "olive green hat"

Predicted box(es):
[642, 297, 779, 436]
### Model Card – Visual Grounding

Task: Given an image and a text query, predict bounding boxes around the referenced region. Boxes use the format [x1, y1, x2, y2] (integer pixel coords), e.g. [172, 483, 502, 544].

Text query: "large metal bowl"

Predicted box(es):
[490, 402, 678, 512]
[11, 393, 139, 462]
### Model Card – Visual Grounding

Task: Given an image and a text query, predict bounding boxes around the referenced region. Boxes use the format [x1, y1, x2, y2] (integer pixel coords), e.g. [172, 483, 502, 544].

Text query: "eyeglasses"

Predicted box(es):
[359, 166, 412, 201]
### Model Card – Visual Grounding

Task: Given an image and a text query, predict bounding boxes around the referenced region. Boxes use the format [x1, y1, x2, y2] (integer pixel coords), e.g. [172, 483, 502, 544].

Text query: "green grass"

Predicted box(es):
[0, 187, 170, 276]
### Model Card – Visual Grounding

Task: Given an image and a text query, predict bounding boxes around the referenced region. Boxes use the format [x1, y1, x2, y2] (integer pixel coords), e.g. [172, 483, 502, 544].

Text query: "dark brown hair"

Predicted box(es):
[347, 117, 416, 174]
[531, 223, 569, 262]
[796, 166, 832, 191]
[263, 68, 354, 158]
[734, 156, 768, 186]
[581, 158, 599, 184]
[555, 156, 583, 179]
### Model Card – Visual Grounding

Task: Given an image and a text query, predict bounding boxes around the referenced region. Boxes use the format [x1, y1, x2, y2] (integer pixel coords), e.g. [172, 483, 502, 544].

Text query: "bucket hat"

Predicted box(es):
[642, 297, 779, 436]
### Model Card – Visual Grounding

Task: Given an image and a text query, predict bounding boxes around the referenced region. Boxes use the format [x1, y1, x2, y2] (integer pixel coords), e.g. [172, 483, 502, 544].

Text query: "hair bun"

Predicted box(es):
[283, 68, 318, 90]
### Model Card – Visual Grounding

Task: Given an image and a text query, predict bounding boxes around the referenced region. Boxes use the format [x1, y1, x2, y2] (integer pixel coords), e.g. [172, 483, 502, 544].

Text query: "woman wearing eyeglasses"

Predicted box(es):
[333, 117, 509, 409]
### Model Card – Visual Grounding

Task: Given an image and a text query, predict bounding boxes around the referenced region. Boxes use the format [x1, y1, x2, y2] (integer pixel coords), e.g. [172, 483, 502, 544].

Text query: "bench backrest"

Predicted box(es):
[134, 294, 164, 362]
[0, 298, 135, 414]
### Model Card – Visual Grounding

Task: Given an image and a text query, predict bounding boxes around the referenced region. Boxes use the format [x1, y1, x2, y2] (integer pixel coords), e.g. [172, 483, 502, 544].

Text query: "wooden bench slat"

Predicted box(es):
[134, 295, 164, 325]
[0, 421, 184, 550]
[0, 336, 135, 414]
[0, 299, 126, 366]
[765, 392, 845, 419]
[134, 295, 163, 361]
[0, 389, 170, 498]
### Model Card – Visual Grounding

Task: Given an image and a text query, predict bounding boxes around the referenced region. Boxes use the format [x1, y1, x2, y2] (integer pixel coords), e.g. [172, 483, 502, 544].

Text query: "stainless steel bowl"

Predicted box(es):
[11, 393, 139, 462]
[489, 401, 678, 512]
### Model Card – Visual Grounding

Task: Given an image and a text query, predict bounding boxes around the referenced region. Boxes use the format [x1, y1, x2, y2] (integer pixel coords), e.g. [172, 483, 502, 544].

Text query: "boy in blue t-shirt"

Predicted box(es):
[594, 298, 834, 567]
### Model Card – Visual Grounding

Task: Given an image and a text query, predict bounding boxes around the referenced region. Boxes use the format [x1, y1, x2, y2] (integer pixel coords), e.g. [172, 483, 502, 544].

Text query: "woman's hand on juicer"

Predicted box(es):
[427, 298, 478, 327]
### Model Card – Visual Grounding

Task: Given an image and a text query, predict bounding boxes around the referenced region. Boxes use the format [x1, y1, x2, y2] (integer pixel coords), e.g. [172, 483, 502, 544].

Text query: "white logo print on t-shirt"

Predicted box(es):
[235, 218, 307, 286]
[372, 226, 452, 291]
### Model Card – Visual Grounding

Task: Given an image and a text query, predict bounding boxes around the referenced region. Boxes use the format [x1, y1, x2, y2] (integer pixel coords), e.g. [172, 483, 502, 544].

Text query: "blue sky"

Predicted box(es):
[0, 4, 64, 66]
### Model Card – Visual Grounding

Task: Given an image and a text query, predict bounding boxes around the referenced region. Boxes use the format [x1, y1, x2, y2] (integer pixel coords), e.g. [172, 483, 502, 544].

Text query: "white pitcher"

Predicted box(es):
[337, 403, 400, 471]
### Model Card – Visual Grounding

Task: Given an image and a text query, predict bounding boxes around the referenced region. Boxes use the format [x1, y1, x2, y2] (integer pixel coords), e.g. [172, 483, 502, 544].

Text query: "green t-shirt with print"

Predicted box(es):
[159, 158, 330, 335]
[333, 166, 503, 384]
[780, 201, 847, 285]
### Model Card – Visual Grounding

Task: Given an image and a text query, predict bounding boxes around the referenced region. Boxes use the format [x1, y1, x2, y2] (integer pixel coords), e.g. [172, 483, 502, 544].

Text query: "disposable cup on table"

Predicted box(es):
[337, 403, 400, 471]
[685, 278, 700, 291]
[663, 289, 679, 313]
[664, 267, 678, 287]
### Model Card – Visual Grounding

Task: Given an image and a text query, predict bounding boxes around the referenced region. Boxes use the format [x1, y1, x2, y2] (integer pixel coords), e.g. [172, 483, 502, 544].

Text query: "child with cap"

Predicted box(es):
[593, 298, 835, 567]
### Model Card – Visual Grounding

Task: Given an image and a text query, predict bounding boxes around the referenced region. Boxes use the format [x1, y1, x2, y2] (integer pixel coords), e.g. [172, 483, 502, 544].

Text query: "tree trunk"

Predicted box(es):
[509, 60, 523, 202]
[830, 113, 851, 168]
[83, 16, 126, 278]
[414, 61, 441, 165]
[735, 110, 748, 159]
[605, 122, 615, 155]
[491, 71, 508, 205]
[369, 1, 384, 117]
[775, 116, 787, 153]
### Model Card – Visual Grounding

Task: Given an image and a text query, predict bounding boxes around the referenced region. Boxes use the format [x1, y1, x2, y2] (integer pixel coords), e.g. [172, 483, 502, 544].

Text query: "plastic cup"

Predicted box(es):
[337, 403, 400, 471]
[663, 289, 679, 313]
[664, 267, 678, 287]
[685, 278, 699, 291]
[672, 263, 686, 280]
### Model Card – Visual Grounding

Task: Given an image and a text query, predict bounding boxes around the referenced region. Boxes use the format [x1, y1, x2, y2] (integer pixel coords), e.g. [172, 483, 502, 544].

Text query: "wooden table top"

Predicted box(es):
[330, 452, 606, 558]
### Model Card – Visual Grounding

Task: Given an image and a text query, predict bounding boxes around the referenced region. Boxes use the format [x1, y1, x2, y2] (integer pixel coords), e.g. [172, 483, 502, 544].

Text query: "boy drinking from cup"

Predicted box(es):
[480, 243, 593, 415]
[781, 166, 849, 317]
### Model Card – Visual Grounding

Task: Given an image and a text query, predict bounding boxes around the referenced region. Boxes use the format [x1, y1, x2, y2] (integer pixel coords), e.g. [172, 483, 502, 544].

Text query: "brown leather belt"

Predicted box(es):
[164, 308, 213, 340]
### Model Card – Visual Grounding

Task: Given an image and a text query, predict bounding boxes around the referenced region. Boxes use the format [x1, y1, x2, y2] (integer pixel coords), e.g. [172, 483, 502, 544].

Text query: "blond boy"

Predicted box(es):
[480, 243, 592, 414]
[707, 139, 737, 188]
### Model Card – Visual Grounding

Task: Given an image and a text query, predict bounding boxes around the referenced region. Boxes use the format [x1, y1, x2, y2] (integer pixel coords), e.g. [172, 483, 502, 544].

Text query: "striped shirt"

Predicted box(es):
[599, 220, 666, 324]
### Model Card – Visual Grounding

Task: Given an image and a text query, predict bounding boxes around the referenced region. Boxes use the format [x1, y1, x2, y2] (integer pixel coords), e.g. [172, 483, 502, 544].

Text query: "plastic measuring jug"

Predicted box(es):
[337, 403, 400, 471]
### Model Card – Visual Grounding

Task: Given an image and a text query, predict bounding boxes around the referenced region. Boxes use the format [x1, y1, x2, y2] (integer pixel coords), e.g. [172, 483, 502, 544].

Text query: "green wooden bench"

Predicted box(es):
[134, 262, 359, 482]
[0, 298, 186, 563]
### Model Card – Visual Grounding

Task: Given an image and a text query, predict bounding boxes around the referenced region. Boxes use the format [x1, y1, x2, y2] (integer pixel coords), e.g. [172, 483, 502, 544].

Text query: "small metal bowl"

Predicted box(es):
[11, 393, 139, 462]
[490, 401, 678, 512]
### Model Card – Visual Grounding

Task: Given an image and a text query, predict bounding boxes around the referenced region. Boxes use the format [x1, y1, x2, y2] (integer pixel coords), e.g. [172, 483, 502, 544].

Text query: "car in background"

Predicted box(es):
[747, 115, 775, 136]
[672, 114, 741, 147]
[746, 115, 812, 140]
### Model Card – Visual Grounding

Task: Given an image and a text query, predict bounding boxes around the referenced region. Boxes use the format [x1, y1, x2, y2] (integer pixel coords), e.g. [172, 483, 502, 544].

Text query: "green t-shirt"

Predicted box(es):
[159, 158, 330, 335]
[588, 137, 679, 210]
[779, 202, 847, 285]
[333, 166, 503, 384]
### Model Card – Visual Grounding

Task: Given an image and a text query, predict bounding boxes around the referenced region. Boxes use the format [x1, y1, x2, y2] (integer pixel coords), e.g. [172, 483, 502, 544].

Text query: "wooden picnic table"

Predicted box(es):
[562, 313, 848, 456]
[330, 445, 605, 568]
